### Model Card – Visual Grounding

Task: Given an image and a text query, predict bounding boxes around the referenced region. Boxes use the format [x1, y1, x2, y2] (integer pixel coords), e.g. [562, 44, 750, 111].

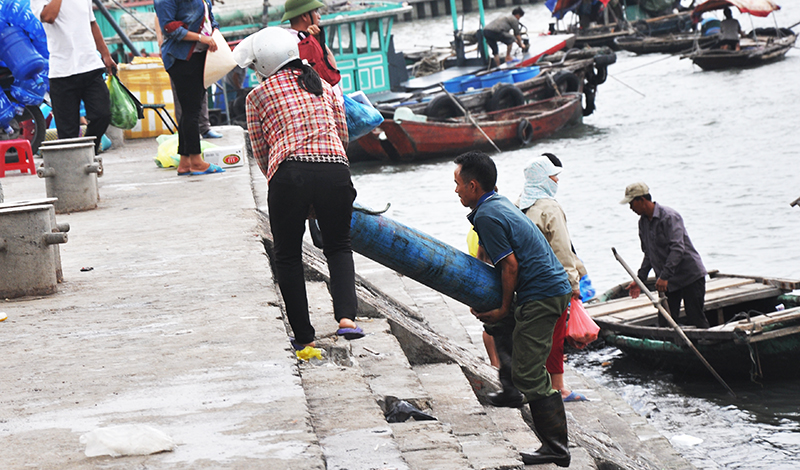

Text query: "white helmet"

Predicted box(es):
[233, 27, 299, 79]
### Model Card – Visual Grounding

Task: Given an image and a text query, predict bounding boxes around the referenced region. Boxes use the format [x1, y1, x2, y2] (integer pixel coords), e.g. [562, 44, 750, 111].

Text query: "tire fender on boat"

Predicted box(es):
[486, 84, 525, 112]
[593, 52, 616, 67]
[545, 71, 581, 98]
[517, 119, 534, 145]
[424, 94, 465, 120]
[590, 65, 608, 85]
[582, 85, 596, 117]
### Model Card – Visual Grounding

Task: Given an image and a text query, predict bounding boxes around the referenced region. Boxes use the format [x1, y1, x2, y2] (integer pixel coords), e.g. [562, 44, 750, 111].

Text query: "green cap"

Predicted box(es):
[281, 0, 326, 22]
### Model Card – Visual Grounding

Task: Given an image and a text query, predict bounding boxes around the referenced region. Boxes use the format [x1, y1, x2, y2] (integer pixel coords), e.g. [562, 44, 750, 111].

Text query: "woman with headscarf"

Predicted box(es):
[518, 154, 588, 402]
[239, 27, 363, 350]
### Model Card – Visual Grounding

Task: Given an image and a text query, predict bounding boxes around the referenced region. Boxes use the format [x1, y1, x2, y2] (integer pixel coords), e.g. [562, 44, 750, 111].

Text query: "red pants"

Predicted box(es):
[546, 307, 569, 374]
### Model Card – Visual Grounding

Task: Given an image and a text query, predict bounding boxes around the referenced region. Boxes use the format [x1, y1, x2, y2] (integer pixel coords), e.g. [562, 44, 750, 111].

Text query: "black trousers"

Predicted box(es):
[165, 51, 206, 156]
[268, 161, 358, 344]
[49, 68, 111, 153]
[664, 276, 709, 328]
[483, 29, 513, 56]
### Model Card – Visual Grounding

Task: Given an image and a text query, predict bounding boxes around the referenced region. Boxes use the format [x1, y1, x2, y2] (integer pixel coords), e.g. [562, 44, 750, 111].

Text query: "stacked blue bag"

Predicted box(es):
[0, 0, 49, 132]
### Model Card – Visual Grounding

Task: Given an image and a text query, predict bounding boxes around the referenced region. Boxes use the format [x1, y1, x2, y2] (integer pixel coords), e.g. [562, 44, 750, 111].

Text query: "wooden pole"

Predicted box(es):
[438, 84, 501, 154]
[611, 247, 736, 397]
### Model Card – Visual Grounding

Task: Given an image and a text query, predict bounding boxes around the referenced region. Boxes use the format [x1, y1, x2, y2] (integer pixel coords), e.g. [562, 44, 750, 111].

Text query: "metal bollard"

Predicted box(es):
[0, 198, 66, 283]
[37, 142, 103, 213]
[0, 204, 67, 298]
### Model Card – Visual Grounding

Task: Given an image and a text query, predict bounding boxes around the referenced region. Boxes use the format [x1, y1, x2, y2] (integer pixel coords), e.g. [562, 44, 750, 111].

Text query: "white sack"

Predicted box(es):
[79, 424, 176, 457]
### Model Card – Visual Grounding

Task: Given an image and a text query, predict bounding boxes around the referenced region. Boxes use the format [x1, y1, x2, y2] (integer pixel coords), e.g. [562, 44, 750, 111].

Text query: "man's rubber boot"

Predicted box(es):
[487, 387, 524, 408]
[520, 393, 571, 467]
[488, 328, 523, 408]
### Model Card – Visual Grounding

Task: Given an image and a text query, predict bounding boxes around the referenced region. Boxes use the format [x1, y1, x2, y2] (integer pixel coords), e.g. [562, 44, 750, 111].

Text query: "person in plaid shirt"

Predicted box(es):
[242, 28, 364, 349]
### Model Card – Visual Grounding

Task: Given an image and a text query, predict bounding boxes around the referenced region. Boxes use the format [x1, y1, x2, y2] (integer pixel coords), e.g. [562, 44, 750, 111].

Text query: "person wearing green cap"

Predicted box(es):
[282, 0, 341, 88]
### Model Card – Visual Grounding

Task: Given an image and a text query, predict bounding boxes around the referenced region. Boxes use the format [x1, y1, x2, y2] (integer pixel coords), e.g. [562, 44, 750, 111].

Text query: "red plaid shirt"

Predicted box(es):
[246, 69, 348, 182]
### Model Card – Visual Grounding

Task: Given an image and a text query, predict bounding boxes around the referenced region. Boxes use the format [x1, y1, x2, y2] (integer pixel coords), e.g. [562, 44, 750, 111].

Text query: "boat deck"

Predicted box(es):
[587, 276, 785, 327]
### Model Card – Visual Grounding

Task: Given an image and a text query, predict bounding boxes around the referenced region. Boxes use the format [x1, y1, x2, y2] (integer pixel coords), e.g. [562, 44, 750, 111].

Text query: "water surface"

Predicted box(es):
[351, 5, 800, 469]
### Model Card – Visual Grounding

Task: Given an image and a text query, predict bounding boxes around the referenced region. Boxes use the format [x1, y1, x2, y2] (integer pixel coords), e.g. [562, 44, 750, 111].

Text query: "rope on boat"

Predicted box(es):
[734, 325, 764, 382]
[353, 203, 391, 215]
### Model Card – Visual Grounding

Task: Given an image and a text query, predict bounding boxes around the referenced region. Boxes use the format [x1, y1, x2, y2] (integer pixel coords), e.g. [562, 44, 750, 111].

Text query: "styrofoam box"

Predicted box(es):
[203, 146, 244, 168]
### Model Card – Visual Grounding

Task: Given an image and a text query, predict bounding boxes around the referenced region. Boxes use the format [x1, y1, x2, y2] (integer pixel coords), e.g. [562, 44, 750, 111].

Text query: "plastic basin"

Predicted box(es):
[442, 76, 464, 93]
[480, 71, 514, 88]
[512, 66, 540, 83]
[460, 76, 482, 91]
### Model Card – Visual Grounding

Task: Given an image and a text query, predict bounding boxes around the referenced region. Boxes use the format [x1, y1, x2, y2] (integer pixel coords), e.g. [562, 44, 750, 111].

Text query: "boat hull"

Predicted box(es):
[615, 34, 717, 55]
[586, 274, 800, 380]
[603, 316, 800, 379]
[687, 33, 797, 70]
[358, 93, 583, 162]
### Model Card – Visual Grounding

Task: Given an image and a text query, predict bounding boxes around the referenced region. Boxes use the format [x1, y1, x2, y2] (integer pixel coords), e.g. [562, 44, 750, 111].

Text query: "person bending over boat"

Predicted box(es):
[621, 182, 711, 329]
[240, 27, 364, 349]
[719, 7, 743, 51]
[455, 151, 572, 467]
[519, 154, 589, 403]
[483, 7, 526, 67]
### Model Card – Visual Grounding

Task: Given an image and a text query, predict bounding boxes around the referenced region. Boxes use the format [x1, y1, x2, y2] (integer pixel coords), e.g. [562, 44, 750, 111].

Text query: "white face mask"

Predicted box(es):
[518, 157, 561, 209]
[543, 176, 559, 198]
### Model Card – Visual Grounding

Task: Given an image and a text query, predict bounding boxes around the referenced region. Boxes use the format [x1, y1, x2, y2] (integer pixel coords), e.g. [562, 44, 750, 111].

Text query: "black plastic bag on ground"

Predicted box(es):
[381, 396, 436, 423]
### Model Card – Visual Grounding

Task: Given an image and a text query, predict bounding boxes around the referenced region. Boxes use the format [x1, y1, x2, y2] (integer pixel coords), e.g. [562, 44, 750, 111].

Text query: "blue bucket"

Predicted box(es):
[0, 26, 47, 81]
[512, 66, 540, 83]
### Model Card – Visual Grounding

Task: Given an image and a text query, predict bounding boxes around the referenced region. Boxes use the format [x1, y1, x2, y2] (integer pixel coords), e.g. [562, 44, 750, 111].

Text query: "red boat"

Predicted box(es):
[356, 93, 582, 162]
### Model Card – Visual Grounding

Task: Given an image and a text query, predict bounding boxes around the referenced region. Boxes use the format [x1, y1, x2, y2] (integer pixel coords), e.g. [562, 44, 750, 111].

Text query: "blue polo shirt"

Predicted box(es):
[468, 192, 571, 304]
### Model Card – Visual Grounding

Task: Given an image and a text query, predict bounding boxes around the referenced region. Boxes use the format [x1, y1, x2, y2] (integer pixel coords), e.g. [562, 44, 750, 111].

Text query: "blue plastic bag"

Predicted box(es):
[579, 274, 596, 303]
[343, 94, 383, 142]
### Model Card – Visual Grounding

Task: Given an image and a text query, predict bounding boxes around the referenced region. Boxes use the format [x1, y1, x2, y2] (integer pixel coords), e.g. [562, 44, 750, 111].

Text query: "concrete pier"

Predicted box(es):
[1, 130, 695, 469]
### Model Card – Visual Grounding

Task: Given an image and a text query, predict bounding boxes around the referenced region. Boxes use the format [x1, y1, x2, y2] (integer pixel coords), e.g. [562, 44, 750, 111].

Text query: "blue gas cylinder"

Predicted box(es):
[349, 206, 503, 312]
[0, 90, 17, 129]
[10, 75, 47, 106]
[0, 26, 47, 81]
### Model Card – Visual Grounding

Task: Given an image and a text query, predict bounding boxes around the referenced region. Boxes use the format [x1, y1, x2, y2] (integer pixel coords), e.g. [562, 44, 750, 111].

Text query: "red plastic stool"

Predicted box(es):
[0, 139, 35, 177]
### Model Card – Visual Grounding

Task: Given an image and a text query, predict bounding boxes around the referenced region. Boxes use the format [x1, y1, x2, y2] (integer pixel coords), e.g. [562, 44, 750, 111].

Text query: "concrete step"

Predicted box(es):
[414, 363, 524, 470]
[352, 318, 477, 469]
[351, 318, 430, 407]
[301, 282, 536, 470]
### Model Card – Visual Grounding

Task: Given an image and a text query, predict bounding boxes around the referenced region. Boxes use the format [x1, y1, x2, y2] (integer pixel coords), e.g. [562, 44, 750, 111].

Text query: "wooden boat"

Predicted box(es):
[629, 11, 695, 37]
[682, 0, 796, 70]
[615, 33, 718, 54]
[682, 27, 797, 70]
[356, 93, 582, 162]
[547, 2, 693, 49]
[585, 272, 800, 380]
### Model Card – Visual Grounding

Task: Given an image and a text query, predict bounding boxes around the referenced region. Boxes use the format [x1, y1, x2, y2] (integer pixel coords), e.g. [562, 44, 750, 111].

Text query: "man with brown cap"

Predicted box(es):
[621, 182, 710, 329]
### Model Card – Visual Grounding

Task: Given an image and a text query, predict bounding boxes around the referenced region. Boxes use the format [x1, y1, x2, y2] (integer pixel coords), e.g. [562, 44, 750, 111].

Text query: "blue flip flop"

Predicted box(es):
[190, 163, 225, 175]
[336, 326, 365, 340]
[563, 391, 588, 402]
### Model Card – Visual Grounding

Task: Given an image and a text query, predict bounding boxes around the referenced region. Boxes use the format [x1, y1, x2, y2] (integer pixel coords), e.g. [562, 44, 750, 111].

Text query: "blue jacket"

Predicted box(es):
[154, 0, 218, 71]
